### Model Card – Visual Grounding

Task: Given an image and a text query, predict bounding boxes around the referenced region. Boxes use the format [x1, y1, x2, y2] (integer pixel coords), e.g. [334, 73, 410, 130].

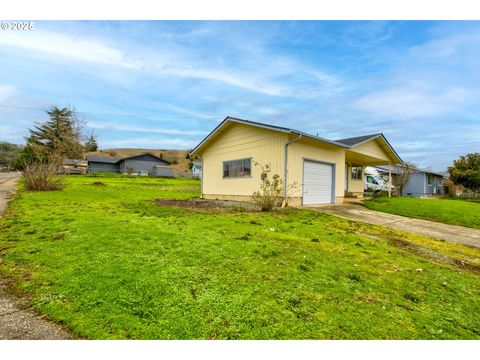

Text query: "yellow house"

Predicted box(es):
[190, 117, 402, 206]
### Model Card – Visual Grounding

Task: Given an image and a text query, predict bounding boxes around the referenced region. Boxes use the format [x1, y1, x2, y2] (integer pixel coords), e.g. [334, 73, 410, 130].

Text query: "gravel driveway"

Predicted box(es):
[0, 172, 72, 339]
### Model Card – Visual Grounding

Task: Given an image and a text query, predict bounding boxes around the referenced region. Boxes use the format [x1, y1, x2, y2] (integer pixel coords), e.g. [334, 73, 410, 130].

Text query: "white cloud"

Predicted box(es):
[0, 85, 16, 102]
[103, 137, 197, 149]
[0, 31, 139, 69]
[352, 85, 471, 119]
[89, 121, 207, 136]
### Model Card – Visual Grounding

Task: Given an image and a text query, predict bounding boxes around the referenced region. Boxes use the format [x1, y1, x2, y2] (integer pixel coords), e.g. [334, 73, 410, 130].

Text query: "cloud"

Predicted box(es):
[0, 30, 139, 69]
[88, 121, 207, 136]
[352, 85, 471, 119]
[103, 137, 197, 149]
[0, 26, 344, 98]
[0, 85, 16, 102]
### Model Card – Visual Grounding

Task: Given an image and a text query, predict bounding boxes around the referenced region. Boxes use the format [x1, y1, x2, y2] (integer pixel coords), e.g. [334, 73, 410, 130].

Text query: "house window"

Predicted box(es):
[223, 158, 252, 178]
[427, 174, 434, 186]
[351, 166, 362, 180]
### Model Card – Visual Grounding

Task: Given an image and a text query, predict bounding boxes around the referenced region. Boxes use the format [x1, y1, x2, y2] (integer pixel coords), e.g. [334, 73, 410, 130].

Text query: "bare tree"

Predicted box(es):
[397, 162, 417, 196]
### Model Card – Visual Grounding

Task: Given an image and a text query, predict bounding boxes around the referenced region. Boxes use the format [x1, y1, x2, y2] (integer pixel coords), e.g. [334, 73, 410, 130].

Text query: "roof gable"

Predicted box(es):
[190, 116, 402, 165]
[87, 153, 170, 164]
[190, 116, 348, 156]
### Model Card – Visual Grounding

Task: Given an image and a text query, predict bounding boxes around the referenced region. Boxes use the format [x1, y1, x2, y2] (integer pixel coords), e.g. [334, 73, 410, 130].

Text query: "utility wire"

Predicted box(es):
[0, 104, 220, 121]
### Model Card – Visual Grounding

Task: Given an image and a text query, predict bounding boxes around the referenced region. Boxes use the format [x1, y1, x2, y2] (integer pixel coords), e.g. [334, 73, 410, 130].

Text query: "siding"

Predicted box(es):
[287, 137, 345, 200]
[201, 122, 288, 197]
[88, 162, 120, 173]
[351, 139, 390, 161]
[403, 172, 426, 196]
[120, 159, 166, 174]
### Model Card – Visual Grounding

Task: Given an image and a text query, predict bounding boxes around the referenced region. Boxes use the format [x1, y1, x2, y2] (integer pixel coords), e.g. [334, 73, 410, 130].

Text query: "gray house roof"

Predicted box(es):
[86, 154, 170, 164]
[86, 156, 121, 164]
[376, 165, 446, 178]
[63, 159, 88, 166]
[335, 133, 382, 146]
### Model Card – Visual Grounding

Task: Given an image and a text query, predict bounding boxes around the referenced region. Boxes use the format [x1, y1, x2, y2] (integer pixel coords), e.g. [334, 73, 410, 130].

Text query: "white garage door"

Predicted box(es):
[303, 160, 334, 205]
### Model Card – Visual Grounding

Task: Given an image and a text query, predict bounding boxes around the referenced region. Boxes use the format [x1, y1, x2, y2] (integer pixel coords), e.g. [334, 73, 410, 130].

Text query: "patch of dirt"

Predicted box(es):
[154, 199, 260, 212]
[91, 181, 106, 186]
[357, 230, 480, 274]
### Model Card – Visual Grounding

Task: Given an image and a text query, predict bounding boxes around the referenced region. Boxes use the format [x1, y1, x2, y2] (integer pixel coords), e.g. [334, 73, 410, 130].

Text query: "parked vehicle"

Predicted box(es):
[364, 167, 396, 193]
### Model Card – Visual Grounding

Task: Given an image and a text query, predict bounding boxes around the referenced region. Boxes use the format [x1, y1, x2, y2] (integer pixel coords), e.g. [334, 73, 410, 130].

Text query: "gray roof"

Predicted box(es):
[86, 156, 121, 164]
[63, 159, 88, 166]
[376, 165, 446, 178]
[86, 153, 170, 164]
[335, 133, 382, 146]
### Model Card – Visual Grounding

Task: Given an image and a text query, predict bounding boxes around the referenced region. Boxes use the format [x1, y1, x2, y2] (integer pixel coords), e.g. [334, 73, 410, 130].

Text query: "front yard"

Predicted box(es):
[0, 175, 479, 339]
[364, 196, 480, 230]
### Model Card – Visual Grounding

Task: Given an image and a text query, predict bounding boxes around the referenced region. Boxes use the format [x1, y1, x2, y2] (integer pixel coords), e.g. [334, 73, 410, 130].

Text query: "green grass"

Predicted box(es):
[0, 175, 479, 339]
[364, 196, 480, 230]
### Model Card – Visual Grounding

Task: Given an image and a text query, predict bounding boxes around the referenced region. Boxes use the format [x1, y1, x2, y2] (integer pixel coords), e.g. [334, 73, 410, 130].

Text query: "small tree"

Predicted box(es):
[396, 162, 417, 196]
[84, 133, 98, 152]
[448, 153, 480, 192]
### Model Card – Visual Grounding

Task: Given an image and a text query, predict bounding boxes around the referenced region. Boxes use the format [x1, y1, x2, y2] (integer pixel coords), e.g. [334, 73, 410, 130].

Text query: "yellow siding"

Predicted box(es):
[286, 137, 346, 200]
[351, 139, 390, 161]
[200, 123, 288, 197]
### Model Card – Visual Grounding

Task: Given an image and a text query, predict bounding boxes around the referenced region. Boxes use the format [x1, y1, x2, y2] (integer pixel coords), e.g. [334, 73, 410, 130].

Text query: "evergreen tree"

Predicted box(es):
[84, 134, 99, 152]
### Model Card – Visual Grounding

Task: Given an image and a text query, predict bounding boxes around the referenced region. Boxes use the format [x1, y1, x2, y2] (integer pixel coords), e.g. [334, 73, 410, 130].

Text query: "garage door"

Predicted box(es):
[303, 160, 334, 205]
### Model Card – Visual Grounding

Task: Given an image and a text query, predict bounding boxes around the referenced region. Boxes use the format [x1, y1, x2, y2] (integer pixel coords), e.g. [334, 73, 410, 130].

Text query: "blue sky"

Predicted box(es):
[0, 21, 479, 171]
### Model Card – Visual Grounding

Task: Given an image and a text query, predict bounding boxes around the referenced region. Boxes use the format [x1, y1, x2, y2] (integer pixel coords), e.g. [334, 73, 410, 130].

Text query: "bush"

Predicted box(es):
[23, 161, 64, 191]
[251, 163, 283, 211]
[372, 190, 390, 198]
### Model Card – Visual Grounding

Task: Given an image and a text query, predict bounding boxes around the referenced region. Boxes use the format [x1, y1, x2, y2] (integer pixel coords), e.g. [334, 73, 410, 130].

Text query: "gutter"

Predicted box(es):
[284, 133, 303, 205]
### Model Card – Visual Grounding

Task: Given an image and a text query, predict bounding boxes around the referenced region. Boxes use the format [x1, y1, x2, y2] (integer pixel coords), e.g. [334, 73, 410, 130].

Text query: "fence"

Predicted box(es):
[460, 192, 480, 198]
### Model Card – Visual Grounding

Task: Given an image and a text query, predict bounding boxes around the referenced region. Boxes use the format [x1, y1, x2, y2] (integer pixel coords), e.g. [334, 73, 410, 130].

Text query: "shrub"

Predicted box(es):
[23, 161, 64, 191]
[251, 163, 283, 211]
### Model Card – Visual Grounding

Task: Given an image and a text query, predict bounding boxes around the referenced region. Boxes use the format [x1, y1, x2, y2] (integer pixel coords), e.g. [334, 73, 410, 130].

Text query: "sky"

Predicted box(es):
[0, 21, 479, 171]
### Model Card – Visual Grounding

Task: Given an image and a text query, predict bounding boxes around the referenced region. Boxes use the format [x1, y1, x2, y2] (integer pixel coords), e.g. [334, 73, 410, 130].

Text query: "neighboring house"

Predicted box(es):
[190, 116, 402, 206]
[191, 161, 202, 179]
[87, 154, 172, 176]
[376, 165, 446, 196]
[152, 165, 177, 177]
[63, 159, 88, 174]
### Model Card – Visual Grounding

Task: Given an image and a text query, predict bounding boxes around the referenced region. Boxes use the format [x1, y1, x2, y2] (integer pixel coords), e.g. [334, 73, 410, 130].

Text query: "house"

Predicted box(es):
[376, 165, 446, 196]
[87, 154, 172, 176]
[190, 116, 402, 206]
[191, 161, 202, 179]
[63, 159, 88, 174]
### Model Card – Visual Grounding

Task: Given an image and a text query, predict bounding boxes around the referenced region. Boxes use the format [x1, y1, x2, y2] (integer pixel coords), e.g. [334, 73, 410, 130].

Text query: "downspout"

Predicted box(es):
[284, 134, 303, 206]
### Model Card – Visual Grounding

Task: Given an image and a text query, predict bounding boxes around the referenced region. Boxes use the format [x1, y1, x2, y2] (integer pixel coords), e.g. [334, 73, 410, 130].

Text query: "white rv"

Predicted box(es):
[364, 166, 395, 193]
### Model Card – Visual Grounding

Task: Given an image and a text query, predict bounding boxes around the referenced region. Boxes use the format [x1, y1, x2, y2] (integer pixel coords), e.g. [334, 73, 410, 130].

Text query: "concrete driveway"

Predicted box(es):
[311, 204, 480, 248]
[0, 172, 72, 339]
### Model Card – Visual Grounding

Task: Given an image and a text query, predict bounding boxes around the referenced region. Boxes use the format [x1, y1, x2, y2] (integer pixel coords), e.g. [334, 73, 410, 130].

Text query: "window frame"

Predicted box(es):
[222, 158, 252, 179]
[351, 166, 363, 181]
[427, 173, 434, 186]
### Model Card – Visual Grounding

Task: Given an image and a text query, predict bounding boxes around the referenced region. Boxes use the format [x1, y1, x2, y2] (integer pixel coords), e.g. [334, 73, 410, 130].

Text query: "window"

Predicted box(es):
[223, 158, 252, 178]
[366, 175, 376, 184]
[351, 166, 362, 180]
[427, 174, 434, 186]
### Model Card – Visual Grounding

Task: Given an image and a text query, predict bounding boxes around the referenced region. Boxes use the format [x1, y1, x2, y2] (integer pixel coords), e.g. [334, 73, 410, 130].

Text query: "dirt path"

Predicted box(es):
[0, 172, 72, 339]
[311, 204, 480, 248]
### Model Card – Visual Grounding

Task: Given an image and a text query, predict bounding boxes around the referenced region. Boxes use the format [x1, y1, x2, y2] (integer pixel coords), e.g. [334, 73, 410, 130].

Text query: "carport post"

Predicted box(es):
[388, 164, 392, 197]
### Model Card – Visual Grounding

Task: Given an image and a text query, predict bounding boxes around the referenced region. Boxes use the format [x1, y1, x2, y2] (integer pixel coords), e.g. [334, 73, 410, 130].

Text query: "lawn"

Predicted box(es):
[0, 175, 479, 339]
[364, 196, 480, 230]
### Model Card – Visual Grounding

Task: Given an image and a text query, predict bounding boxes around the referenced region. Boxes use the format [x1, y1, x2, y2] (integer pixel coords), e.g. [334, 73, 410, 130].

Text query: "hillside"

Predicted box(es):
[85, 148, 192, 174]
